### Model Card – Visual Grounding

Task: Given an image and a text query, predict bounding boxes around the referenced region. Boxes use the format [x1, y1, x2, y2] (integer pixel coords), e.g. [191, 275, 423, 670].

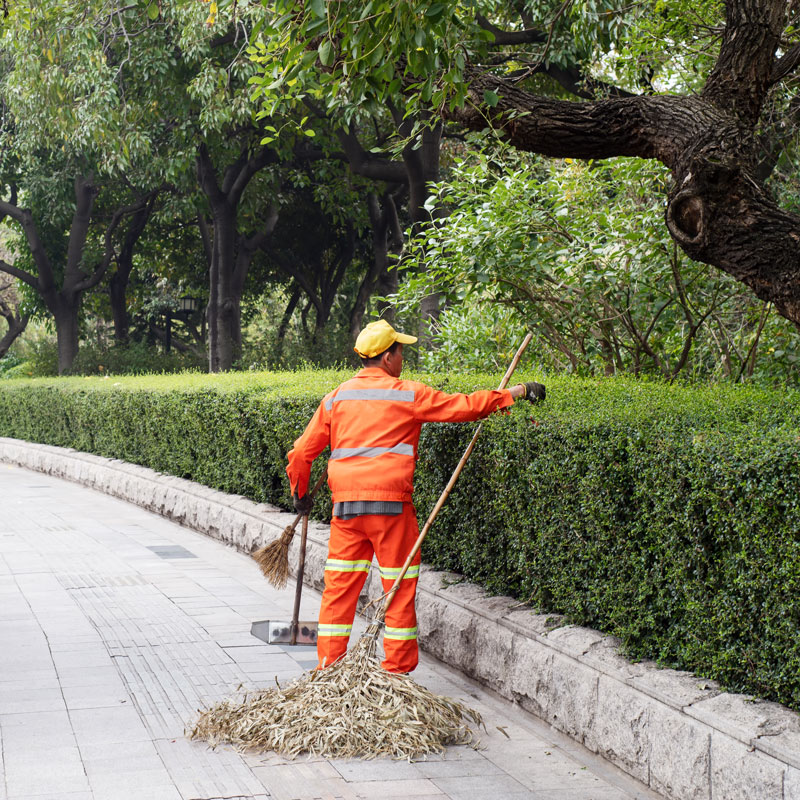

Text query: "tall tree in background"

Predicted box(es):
[249, 0, 800, 331]
[0, 0, 190, 373]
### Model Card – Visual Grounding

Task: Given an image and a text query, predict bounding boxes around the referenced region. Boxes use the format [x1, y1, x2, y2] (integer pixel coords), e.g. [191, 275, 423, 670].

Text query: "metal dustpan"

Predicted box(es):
[251, 514, 318, 646]
[251, 618, 318, 645]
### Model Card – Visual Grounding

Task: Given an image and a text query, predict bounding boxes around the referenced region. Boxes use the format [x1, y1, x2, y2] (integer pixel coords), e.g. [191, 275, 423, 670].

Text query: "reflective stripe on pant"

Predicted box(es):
[317, 504, 421, 673]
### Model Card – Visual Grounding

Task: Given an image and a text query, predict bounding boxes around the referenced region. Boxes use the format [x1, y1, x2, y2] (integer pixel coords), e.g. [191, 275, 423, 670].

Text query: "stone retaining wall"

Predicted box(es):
[2, 436, 798, 800]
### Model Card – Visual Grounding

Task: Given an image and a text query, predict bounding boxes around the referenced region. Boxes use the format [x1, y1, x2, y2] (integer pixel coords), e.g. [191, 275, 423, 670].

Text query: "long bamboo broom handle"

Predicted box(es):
[374, 333, 533, 623]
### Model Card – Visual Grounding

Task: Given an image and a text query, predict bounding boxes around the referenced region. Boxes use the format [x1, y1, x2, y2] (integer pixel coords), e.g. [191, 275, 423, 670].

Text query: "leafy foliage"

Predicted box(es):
[397, 144, 800, 381]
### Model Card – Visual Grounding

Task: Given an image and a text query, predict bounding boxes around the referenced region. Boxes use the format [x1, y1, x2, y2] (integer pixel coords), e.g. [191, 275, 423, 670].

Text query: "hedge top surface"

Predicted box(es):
[2, 370, 799, 432]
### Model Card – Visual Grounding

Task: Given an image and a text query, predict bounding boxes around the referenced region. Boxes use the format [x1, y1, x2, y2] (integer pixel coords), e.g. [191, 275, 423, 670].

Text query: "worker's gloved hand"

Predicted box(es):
[293, 493, 313, 514]
[522, 381, 546, 403]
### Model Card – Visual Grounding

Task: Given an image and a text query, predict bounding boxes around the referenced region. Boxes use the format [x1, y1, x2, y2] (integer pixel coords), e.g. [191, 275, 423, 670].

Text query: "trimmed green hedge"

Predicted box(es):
[1, 371, 800, 708]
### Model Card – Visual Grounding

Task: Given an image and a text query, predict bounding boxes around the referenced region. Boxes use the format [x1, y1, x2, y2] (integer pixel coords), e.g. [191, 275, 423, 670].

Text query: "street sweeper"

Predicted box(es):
[286, 319, 546, 674]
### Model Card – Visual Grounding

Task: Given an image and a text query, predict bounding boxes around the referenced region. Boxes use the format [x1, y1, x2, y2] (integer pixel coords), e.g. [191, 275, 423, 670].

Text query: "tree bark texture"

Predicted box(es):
[349, 190, 404, 339]
[446, 0, 800, 328]
[109, 193, 157, 344]
[197, 144, 278, 372]
[0, 297, 28, 359]
[0, 176, 134, 373]
[337, 113, 444, 333]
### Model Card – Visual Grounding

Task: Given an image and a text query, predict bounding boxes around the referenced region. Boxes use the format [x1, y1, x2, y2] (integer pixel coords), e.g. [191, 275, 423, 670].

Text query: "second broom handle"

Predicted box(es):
[376, 333, 533, 621]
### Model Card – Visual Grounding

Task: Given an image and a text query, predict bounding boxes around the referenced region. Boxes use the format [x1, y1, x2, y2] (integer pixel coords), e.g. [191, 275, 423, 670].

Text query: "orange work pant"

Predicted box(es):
[317, 504, 421, 673]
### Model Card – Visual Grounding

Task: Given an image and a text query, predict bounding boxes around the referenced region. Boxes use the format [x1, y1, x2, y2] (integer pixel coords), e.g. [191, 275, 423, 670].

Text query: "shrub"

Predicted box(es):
[1, 371, 799, 707]
[67, 340, 206, 376]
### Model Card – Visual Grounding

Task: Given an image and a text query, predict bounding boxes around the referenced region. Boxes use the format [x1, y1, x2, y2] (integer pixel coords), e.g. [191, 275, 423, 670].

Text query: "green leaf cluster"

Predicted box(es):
[398, 144, 800, 381]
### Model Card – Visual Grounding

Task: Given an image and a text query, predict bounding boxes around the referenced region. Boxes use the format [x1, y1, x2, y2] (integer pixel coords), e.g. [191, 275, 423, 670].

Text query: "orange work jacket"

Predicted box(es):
[286, 367, 514, 503]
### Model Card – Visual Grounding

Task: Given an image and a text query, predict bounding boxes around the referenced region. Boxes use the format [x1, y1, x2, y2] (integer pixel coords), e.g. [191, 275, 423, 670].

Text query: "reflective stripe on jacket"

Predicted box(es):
[286, 367, 514, 502]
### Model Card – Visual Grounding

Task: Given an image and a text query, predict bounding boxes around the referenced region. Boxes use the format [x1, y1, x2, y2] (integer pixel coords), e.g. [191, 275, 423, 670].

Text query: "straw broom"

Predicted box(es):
[191, 335, 532, 759]
[251, 469, 328, 589]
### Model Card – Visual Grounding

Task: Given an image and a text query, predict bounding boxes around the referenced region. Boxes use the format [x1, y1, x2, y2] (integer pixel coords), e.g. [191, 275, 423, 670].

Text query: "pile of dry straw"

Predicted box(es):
[190, 629, 482, 760]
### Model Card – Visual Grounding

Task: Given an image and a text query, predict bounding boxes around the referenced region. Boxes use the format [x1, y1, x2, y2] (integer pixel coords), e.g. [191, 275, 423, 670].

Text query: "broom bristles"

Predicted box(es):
[251, 525, 294, 589]
[190, 628, 482, 760]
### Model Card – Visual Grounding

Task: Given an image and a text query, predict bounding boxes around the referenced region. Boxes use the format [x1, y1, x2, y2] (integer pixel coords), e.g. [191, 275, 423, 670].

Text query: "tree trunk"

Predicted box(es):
[108, 195, 157, 344]
[207, 242, 220, 373]
[53, 298, 80, 375]
[210, 204, 238, 372]
[197, 144, 277, 373]
[0, 309, 27, 359]
[350, 191, 404, 338]
[109, 274, 129, 345]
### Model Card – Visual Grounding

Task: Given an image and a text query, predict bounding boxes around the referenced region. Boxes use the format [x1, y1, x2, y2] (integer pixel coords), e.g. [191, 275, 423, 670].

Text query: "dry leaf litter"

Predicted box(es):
[190, 626, 482, 760]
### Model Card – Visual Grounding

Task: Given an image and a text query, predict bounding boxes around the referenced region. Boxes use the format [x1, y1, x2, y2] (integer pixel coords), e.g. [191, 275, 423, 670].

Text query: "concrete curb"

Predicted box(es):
[2, 436, 798, 800]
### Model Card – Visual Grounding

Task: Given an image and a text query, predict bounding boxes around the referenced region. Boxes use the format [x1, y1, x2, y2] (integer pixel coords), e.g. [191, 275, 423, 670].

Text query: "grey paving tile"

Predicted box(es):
[0, 669, 58, 687]
[69, 706, 151, 745]
[0, 686, 66, 714]
[3, 745, 83, 773]
[251, 763, 360, 800]
[62, 683, 133, 710]
[533, 791, 631, 800]
[86, 772, 182, 800]
[430, 774, 534, 799]
[0, 645, 54, 672]
[347, 779, 447, 798]
[0, 708, 74, 743]
[414, 754, 504, 779]
[4, 763, 90, 797]
[6, 793, 94, 800]
[330, 758, 425, 782]
[57, 666, 128, 688]
[52, 649, 115, 670]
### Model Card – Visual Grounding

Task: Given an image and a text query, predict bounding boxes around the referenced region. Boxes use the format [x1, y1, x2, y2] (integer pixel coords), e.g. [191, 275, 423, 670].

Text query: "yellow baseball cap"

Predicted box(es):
[354, 319, 417, 358]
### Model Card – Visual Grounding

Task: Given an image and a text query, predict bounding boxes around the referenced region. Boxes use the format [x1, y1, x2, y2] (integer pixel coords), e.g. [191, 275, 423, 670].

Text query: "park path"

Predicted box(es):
[0, 463, 660, 800]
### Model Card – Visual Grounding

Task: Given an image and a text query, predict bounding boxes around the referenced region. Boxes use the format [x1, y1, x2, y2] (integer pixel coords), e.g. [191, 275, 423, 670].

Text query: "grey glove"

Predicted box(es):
[522, 381, 546, 403]
[293, 493, 313, 514]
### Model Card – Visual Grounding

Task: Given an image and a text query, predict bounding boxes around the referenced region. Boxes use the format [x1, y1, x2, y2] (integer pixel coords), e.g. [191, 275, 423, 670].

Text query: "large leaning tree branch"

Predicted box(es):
[446, 0, 800, 327]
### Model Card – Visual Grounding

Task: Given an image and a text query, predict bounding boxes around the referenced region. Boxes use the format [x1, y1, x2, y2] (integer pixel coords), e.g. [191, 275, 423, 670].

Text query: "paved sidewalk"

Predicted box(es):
[0, 464, 660, 800]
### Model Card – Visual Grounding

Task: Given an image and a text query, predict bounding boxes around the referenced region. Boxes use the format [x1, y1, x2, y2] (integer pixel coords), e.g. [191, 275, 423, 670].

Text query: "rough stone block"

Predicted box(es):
[418, 599, 474, 673]
[580, 638, 650, 682]
[439, 581, 491, 609]
[630, 666, 720, 711]
[785, 766, 800, 800]
[710, 731, 785, 800]
[239, 518, 264, 554]
[417, 592, 516, 695]
[466, 593, 517, 622]
[546, 625, 606, 658]
[218, 508, 246, 549]
[647, 704, 710, 800]
[504, 608, 564, 637]
[688, 693, 799, 743]
[584, 676, 650, 783]
[423, 568, 465, 591]
[754, 729, 800, 771]
[508, 636, 598, 743]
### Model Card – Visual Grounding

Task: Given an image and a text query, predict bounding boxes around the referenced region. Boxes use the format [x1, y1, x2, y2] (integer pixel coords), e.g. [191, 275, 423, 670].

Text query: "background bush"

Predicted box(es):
[1, 371, 799, 708]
